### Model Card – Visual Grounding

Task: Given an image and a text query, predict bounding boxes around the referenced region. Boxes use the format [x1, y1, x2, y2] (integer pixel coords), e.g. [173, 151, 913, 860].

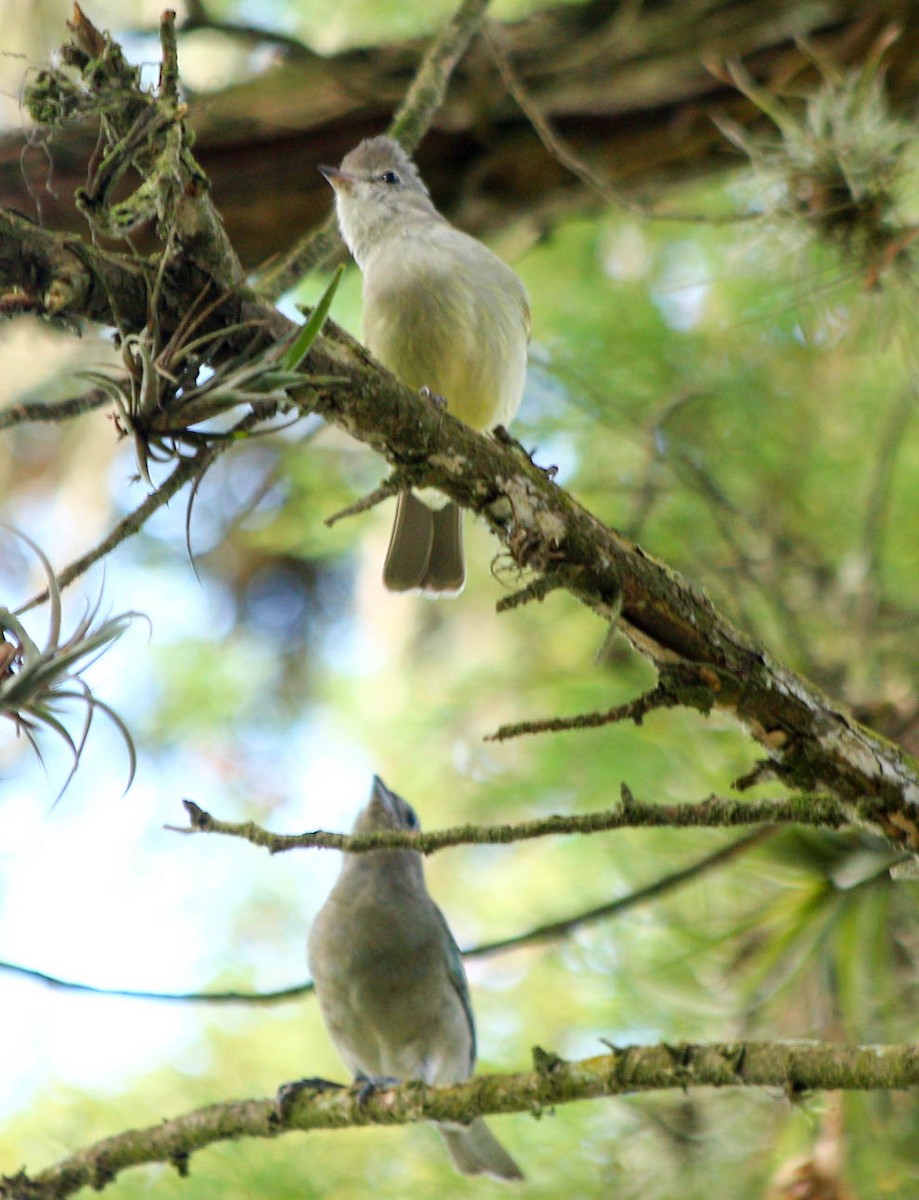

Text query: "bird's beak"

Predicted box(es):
[318, 164, 355, 191]
[370, 775, 402, 822]
[371, 775, 394, 807]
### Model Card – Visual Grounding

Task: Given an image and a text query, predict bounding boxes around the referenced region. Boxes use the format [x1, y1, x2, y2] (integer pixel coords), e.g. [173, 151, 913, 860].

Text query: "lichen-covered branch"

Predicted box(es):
[290, 324, 919, 842]
[170, 792, 851, 855]
[5, 1041, 919, 1199]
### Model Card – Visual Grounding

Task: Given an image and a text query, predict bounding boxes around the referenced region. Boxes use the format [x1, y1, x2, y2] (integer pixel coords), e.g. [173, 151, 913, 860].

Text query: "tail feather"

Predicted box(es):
[439, 1118, 523, 1182]
[383, 492, 464, 595]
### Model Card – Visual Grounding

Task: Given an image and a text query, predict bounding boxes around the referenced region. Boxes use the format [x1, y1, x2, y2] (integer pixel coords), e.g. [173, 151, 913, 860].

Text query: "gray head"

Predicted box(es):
[352, 774, 422, 836]
[319, 136, 441, 266]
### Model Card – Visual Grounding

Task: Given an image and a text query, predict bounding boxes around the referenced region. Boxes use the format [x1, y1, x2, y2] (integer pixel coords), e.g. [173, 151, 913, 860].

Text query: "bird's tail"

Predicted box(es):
[438, 1118, 523, 1181]
[383, 492, 464, 595]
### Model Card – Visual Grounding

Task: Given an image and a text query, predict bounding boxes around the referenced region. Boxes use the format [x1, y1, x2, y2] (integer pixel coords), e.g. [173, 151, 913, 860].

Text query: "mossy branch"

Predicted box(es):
[5, 1041, 919, 1199]
[169, 791, 852, 855]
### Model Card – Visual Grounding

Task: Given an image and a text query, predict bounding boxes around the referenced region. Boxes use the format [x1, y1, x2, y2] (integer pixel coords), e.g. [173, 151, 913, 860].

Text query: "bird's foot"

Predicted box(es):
[353, 1073, 402, 1105]
[419, 385, 447, 410]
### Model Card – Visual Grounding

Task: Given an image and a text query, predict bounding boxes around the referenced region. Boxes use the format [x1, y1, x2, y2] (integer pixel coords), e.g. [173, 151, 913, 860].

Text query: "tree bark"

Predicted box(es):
[4, 1041, 919, 1200]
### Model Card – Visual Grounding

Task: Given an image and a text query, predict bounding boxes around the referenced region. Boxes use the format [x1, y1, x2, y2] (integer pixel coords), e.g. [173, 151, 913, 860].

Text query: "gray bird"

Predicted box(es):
[319, 137, 530, 595]
[308, 775, 523, 1181]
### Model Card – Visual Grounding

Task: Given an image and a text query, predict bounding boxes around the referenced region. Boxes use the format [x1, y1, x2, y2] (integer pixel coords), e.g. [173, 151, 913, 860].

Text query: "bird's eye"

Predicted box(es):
[380, 170, 401, 185]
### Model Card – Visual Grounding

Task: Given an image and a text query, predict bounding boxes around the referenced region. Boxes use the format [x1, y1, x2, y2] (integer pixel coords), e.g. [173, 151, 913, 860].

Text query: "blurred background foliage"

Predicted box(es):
[1, 0, 918, 1197]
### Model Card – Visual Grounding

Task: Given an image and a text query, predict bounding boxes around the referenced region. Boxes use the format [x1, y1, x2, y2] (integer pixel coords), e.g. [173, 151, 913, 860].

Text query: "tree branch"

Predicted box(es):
[0, 827, 771, 1006]
[0, 388, 112, 432]
[3, 11, 917, 840]
[5, 1041, 919, 1199]
[470, 826, 775, 957]
[169, 791, 852, 855]
[290, 321, 919, 842]
[486, 680, 677, 740]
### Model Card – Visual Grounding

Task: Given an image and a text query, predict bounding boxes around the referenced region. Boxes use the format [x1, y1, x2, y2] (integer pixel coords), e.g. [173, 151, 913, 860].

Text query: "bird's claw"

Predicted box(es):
[419, 385, 448, 409]
[353, 1073, 401, 1105]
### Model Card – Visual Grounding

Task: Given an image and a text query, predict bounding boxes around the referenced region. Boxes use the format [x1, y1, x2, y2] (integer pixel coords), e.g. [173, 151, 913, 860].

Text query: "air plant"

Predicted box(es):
[81, 265, 345, 485]
[718, 37, 918, 287]
[1, 532, 141, 801]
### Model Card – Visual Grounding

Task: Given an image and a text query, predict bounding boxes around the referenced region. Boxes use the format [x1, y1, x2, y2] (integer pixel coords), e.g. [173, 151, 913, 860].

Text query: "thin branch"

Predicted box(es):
[0, 958, 312, 1004]
[169, 791, 851, 856]
[18, 412, 259, 613]
[6, 1041, 919, 1199]
[256, 0, 494, 297]
[324, 472, 407, 527]
[486, 683, 674, 742]
[469, 827, 774, 957]
[483, 23, 750, 226]
[0, 828, 769, 1007]
[0, 388, 112, 432]
[495, 572, 566, 612]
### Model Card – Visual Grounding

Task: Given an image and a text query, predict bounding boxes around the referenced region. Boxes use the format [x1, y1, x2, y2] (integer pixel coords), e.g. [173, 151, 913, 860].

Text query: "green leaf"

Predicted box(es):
[283, 264, 345, 372]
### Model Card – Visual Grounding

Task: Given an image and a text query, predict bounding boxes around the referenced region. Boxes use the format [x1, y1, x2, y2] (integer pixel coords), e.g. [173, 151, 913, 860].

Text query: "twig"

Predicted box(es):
[18, 411, 259, 613]
[7, 1041, 919, 1198]
[0, 388, 112, 432]
[324, 473, 406, 527]
[0, 959, 312, 1004]
[495, 573, 566, 612]
[256, 0, 494, 297]
[168, 791, 851, 856]
[469, 827, 774, 956]
[486, 684, 674, 742]
[484, 22, 751, 226]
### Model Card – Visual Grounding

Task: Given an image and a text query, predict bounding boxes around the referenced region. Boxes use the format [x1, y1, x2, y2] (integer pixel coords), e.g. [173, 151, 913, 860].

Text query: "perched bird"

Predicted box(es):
[308, 775, 523, 1181]
[319, 136, 530, 595]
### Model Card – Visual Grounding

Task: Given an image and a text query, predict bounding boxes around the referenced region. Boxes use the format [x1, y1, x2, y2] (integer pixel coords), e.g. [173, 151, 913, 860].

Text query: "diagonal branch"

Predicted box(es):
[290, 321, 919, 843]
[5, 1041, 919, 1199]
[17, 410, 261, 613]
[470, 826, 775, 956]
[0, 387, 112, 432]
[0, 827, 770, 1006]
[1, 9, 917, 840]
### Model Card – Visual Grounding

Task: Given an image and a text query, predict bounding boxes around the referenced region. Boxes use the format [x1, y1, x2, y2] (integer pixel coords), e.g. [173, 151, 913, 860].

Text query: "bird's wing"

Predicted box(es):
[433, 902, 476, 1071]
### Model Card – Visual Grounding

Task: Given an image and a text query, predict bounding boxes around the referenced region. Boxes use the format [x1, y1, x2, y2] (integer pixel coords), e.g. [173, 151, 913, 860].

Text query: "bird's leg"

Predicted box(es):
[419, 385, 448, 410]
[353, 1072, 402, 1105]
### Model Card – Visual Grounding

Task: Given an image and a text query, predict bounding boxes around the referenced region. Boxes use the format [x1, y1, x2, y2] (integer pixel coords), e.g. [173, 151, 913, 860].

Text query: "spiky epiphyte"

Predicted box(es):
[722, 55, 918, 286]
[1, 532, 141, 800]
